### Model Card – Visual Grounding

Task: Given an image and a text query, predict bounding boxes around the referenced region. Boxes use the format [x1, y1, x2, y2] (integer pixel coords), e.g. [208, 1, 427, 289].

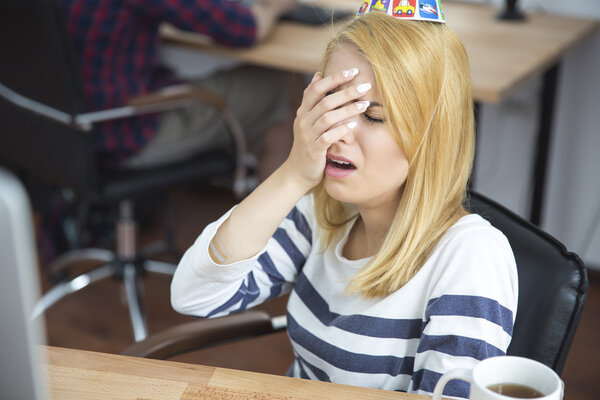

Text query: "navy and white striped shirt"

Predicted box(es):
[171, 195, 518, 399]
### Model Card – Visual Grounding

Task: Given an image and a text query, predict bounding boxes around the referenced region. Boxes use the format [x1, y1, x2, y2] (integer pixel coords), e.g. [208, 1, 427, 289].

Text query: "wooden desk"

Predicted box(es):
[161, 1, 597, 104]
[161, 1, 598, 224]
[43, 346, 427, 400]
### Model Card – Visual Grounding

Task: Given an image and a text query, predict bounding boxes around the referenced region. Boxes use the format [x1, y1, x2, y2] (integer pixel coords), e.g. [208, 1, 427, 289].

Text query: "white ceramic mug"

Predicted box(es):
[432, 356, 563, 400]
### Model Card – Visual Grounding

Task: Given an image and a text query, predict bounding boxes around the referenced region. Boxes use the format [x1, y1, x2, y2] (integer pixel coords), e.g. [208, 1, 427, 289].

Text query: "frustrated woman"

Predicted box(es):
[171, 5, 517, 398]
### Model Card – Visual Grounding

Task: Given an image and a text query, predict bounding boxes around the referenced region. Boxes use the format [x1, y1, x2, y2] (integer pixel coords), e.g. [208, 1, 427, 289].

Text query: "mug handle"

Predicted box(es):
[432, 368, 473, 400]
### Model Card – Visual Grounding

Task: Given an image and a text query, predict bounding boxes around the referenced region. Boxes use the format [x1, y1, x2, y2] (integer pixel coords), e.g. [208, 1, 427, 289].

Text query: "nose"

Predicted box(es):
[337, 116, 358, 144]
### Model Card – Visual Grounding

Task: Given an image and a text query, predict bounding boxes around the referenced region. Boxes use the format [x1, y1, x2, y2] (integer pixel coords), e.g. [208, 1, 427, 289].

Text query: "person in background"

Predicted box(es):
[58, 0, 297, 172]
[37, 0, 298, 263]
[171, 4, 518, 399]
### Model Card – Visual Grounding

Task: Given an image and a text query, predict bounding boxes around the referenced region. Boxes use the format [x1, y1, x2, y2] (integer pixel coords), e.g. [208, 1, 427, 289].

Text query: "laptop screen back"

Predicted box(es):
[0, 167, 47, 399]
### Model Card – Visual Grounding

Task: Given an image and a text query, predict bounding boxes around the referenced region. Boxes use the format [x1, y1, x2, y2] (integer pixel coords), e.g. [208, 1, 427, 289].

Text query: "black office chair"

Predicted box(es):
[467, 191, 588, 374]
[0, 0, 253, 342]
[123, 192, 588, 376]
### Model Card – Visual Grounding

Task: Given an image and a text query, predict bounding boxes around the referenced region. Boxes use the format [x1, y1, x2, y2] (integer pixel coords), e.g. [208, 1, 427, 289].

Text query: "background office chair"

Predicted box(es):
[0, 0, 253, 342]
[123, 192, 588, 376]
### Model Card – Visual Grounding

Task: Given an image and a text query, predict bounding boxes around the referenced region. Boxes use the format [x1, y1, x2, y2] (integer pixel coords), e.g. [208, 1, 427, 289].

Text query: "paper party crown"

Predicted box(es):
[357, 0, 446, 23]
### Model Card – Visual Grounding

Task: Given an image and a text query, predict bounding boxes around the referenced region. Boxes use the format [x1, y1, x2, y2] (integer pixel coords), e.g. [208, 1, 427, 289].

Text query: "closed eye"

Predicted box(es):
[364, 113, 385, 124]
[363, 101, 385, 124]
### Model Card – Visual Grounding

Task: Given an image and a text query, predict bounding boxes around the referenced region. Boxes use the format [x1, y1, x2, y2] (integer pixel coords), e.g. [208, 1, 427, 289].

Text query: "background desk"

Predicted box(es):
[161, 1, 598, 224]
[44, 346, 427, 400]
[161, 1, 596, 104]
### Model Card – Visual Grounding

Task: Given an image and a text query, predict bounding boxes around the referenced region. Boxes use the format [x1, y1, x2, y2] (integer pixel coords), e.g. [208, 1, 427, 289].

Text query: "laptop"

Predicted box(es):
[0, 167, 47, 399]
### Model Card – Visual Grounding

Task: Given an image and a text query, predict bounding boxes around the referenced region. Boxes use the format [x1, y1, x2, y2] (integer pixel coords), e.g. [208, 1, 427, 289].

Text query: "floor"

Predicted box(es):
[40, 185, 600, 399]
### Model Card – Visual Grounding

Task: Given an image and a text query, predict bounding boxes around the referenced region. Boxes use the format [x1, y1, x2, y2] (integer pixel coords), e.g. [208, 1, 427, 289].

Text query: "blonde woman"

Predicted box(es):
[171, 10, 517, 399]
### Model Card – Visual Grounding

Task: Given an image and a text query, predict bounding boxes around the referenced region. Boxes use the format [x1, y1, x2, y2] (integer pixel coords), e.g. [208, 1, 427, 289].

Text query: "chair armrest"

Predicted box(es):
[127, 84, 252, 197]
[1, 81, 252, 196]
[122, 310, 284, 360]
[1, 82, 227, 129]
[127, 84, 226, 111]
[75, 84, 230, 129]
[0, 82, 73, 126]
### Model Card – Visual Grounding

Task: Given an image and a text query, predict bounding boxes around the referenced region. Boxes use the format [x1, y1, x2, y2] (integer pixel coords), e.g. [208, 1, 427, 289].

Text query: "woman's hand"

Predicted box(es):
[209, 68, 371, 265]
[281, 68, 372, 191]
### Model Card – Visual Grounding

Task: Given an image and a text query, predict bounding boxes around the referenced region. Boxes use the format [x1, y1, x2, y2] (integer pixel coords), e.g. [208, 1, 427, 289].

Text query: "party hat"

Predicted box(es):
[357, 0, 445, 23]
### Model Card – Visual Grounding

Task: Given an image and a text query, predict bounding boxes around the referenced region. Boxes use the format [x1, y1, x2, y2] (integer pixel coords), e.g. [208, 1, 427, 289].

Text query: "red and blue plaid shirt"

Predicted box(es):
[59, 0, 256, 167]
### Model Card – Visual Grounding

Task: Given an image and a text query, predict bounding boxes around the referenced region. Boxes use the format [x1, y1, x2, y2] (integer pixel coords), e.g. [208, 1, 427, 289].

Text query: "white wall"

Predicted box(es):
[469, 0, 600, 269]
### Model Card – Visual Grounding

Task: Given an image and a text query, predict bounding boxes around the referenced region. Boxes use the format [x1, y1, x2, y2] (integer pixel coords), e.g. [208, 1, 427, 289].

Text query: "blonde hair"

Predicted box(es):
[313, 13, 475, 298]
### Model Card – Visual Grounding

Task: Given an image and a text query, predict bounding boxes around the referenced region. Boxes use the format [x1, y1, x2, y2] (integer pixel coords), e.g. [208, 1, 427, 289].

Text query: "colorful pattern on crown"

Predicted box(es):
[357, 0, 446, 23]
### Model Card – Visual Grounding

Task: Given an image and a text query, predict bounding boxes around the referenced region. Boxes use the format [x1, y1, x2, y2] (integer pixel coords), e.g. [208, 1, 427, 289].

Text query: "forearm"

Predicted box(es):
[130, 0, 256, 47]
[213, 162, 311, 264]
[171, 195, 303, 316]
[250, 0, 296, 43]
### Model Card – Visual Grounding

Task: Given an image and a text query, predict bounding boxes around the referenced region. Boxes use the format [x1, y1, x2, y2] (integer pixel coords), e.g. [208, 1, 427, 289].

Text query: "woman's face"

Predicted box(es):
[323, 46, 409, 211]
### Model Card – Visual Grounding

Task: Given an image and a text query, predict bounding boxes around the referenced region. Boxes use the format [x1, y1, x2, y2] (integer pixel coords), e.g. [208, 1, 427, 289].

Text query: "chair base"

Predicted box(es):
[33, 198, 179, 342]
[33, 247, 176, 342]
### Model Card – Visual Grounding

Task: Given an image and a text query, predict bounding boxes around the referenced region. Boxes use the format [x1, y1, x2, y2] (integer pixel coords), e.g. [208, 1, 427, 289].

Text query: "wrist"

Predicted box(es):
[277, 160, 319, 196]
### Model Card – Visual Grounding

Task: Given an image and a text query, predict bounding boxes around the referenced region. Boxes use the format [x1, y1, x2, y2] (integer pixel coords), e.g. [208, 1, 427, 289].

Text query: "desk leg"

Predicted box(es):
[470, 101, 482, 188]
[529, 64, 560, 226]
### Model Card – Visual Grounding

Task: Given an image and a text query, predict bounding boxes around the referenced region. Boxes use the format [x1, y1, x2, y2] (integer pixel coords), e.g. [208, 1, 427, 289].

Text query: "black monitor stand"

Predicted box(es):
[497, 0, 526, 21]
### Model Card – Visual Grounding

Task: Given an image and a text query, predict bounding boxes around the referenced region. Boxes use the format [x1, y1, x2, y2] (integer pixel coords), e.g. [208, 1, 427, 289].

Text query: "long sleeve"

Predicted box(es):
[408, 217, 518, 398]
[128, 0, 257, 47]
[171, 195, 315, 318]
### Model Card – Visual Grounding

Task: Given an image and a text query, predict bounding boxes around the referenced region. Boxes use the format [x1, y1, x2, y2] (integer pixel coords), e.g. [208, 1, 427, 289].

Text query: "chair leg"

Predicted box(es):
[32, 264, 114, 319]
[123, 262, 148, 342]
[116, 200, 149, 342]
[144, 259, 177, 275]
[46, 248, 114, 277]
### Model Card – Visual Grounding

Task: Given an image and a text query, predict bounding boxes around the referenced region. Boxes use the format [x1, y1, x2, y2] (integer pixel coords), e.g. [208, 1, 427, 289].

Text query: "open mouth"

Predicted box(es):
[326, 157, 356, 170]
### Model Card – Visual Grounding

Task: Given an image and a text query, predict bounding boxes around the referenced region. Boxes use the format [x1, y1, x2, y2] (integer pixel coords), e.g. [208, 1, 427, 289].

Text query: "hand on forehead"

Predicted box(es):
[323, 45, 379, 102]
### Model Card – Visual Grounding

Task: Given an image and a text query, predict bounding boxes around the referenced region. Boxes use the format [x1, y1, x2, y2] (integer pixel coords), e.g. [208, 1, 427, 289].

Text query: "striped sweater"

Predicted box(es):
[171, 194, 518, 399]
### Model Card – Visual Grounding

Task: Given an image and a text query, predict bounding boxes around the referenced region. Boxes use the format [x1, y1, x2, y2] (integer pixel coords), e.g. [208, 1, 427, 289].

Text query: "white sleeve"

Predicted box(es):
[409, 220, 518, 399]
[170, 195, 315, 318]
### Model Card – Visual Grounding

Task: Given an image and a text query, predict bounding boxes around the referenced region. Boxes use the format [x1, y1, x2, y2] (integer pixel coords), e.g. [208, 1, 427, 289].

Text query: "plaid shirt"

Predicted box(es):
[59, 0, 256, 166]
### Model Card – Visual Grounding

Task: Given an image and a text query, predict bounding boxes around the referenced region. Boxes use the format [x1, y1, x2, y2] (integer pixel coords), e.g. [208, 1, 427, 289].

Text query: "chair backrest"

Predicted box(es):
[0, 0, 98, 193]
[467, 191, 588, 374]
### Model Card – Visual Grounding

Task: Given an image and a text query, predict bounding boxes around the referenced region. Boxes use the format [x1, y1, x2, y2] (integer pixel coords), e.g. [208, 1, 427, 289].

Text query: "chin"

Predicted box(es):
[323, 178, 360, 204]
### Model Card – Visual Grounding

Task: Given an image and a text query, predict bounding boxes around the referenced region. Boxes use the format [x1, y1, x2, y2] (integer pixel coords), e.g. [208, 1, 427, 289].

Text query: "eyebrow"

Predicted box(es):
[365, 101, 383, 113]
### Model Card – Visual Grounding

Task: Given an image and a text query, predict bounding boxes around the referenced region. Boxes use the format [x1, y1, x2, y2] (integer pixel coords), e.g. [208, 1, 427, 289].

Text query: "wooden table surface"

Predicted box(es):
[161, 0, 598, 104]
[43, 346, 428, 400]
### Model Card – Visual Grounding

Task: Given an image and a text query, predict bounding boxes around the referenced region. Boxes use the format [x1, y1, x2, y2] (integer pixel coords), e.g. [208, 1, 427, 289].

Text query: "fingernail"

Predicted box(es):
[347, 121, 357, 129]
[342, 68, 359, 78]
[356, 83, 371, 93]
[355, 100, 370, 111]
[311, 72, 321, 82]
